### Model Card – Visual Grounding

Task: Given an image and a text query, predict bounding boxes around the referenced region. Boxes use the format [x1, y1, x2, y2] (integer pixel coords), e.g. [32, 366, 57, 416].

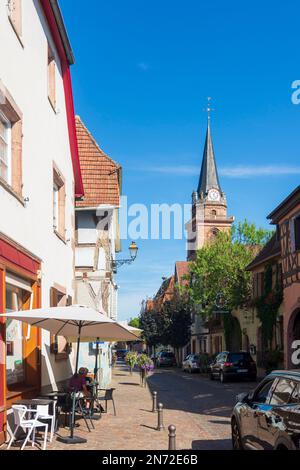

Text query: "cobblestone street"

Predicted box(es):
[46, 363, 258, 451]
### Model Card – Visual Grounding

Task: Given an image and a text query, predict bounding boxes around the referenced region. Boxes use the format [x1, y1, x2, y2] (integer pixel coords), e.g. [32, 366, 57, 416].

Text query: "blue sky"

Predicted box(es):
[61, 0, 300, 321]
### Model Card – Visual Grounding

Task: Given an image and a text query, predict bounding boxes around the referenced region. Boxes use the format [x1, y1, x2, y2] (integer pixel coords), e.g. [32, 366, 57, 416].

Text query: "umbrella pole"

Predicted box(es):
[94, 338, 100, 380]
[75, 334, 81, 374]
[57, 322, 87, 445]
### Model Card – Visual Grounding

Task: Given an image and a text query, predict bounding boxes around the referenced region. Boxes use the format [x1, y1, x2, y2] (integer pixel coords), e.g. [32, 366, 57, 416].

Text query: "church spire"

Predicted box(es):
[197, 111, 222, 198]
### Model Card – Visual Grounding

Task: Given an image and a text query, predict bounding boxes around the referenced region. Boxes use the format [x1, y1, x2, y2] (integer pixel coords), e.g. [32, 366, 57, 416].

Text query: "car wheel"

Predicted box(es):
[210, 373, 214, 380]
[220, 371, 226, 383]
[231, 418, 243, 450]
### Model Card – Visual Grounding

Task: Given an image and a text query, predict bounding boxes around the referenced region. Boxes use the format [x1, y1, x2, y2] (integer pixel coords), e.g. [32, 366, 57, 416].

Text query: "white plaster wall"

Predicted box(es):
[75, 207, 119, 387]
[0, 2, 76, 387]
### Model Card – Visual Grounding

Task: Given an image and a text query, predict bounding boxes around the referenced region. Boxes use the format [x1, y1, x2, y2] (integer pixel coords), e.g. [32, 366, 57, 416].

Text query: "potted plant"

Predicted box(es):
[125, 351, 138, 375]
[137, 354, 154, 387]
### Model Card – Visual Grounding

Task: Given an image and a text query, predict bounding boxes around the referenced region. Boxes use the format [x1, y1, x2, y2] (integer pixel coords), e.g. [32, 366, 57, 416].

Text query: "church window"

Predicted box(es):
[211, 228, 219, 238]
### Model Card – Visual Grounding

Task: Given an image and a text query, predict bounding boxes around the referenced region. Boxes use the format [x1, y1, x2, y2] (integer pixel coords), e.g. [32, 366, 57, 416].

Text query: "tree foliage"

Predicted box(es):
[189, 221, 274, 318]
[161, 291, 192, 351]
[128, 317, 140, 329]
[139, 290, 192, 352]
[139, 309, 169, 348]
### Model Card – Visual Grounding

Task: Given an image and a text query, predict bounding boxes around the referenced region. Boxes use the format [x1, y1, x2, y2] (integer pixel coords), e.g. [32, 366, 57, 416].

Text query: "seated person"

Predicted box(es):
[69, 367, 91, 398]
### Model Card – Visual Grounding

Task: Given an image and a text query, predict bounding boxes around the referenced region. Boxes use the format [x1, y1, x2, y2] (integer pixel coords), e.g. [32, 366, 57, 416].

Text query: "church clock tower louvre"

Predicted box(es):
[186, 113, 234, 261]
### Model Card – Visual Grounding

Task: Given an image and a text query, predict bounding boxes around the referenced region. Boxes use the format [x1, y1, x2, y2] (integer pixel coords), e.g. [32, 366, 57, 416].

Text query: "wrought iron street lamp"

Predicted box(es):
[111, 241, 138, 272]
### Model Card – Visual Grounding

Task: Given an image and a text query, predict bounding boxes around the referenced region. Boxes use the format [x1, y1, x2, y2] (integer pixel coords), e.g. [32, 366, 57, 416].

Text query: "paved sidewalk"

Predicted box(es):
[48, 363, 200, 451]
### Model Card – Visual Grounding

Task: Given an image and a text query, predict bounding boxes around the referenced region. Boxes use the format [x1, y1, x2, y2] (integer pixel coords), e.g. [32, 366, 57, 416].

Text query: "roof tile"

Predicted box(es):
[75, 116, 121, 208]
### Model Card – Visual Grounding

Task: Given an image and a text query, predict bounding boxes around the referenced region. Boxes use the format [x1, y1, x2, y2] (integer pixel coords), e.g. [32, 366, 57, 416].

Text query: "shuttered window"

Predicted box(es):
[0, 113, 11, 184]
[295, 216, 300, 251]
[8, 0, 22, 39]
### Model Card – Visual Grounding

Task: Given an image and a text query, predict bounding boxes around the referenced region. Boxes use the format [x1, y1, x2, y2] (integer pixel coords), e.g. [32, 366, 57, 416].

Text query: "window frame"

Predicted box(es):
[0, 111, 12, 185]
[252, 378, 276, 405]
[294, 215, 300, 252]
[269, 378, 299, 406]
[50, 286, 72, 361]
[53, 165, 66, 241]
[7, 0, 23, 44]
[48, 44, 56, 111]
[0, 84, 23, 201]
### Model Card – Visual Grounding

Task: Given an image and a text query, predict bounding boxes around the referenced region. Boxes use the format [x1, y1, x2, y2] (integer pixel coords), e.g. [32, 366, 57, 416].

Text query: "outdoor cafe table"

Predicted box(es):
[13, 399, 55, 421]
[13, 399, 54, 408]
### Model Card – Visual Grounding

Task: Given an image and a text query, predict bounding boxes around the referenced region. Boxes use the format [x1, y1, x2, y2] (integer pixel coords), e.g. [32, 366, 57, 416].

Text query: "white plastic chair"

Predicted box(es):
[7, 405, 48, 451]
[33, 401, 56, 442]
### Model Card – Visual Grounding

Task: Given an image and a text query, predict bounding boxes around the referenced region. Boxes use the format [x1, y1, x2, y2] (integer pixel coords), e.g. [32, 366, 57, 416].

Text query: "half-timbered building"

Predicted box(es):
[268, 186, 300, 368]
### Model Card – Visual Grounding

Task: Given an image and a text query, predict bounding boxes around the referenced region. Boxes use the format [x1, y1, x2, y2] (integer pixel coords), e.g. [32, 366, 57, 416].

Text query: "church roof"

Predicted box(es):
[197, 120, 222, 197]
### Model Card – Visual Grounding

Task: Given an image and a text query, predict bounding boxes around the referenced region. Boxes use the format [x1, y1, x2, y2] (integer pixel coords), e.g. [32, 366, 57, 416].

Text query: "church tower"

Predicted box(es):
[186, 114, 234, 260]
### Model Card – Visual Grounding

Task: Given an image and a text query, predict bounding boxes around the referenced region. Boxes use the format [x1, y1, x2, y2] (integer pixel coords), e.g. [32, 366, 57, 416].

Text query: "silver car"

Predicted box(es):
[182, 354, 200, 373]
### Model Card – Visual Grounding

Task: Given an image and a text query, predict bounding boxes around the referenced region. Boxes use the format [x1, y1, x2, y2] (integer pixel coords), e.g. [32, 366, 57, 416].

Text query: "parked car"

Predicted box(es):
[210, 351, 257, 383]
[116, 349, 129, 360]
[231, 370, 300, 450]
[182, 354, 201, 373]
[156, 351, 177, 368]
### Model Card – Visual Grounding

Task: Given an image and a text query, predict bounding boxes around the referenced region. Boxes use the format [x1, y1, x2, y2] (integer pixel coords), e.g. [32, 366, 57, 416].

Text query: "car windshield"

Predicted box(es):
[228, 353, 252, 363]
[162, 353, 174, 358]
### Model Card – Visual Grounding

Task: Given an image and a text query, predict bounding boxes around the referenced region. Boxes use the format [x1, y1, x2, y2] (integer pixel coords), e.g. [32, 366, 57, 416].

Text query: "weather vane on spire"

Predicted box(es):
[205, 97, 214, 122]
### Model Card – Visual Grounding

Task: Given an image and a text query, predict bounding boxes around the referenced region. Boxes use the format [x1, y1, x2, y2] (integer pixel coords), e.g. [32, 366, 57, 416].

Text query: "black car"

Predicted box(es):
[210, 351, 257, 383]
[231, 370, 300, 450]
[116, 349, 129, 359]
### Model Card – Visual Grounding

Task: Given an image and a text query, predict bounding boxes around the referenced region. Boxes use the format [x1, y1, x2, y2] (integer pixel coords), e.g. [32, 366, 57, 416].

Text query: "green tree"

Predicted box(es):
[189, 221, 273, 319]
[139, 309, 169, 351]
[128, 317, 140, 329]
[161, 291, 192, 363]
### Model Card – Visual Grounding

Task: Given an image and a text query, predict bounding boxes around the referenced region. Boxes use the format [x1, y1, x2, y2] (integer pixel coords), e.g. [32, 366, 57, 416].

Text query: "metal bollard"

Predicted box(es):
[152, 391, 158, 412]
[157, 403, 164, 431]
[168, 425, 176, 450]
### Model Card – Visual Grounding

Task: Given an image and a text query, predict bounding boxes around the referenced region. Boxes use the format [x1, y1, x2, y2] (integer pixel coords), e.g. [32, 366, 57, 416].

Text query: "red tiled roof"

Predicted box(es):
[145, 299, 154, 311]
[75, 116, 121, 207]
[175, 261, 190, 286]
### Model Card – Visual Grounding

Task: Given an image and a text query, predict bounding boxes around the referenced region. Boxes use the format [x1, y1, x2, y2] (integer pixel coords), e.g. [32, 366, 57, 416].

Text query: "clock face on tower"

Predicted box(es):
[207, 189, 220, 202]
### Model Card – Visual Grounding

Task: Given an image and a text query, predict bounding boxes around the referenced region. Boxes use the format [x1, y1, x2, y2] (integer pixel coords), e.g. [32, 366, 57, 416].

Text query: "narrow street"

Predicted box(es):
[48, 363, 257, 451]
[147, 366, 256, 450]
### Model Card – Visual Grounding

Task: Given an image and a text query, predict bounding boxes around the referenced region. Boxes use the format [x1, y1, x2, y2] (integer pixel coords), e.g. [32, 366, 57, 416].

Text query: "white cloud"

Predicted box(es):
[219, 166, 300, 178]
[137, 62, 149, 71]
[145, 165, 198, 175]
[141, 165, 300, 178]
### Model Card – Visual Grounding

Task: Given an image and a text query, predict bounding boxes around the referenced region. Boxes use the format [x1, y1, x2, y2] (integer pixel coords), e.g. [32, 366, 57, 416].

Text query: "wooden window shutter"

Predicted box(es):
[295, 216, 300, 251]
[289, 219, 296, 253]
[48, 46, 56, 109]
[8, 0, 22, 38]
[50, 287, 58, 354]
[58, 183, 66, 238]
[11, 119, 22, 195]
